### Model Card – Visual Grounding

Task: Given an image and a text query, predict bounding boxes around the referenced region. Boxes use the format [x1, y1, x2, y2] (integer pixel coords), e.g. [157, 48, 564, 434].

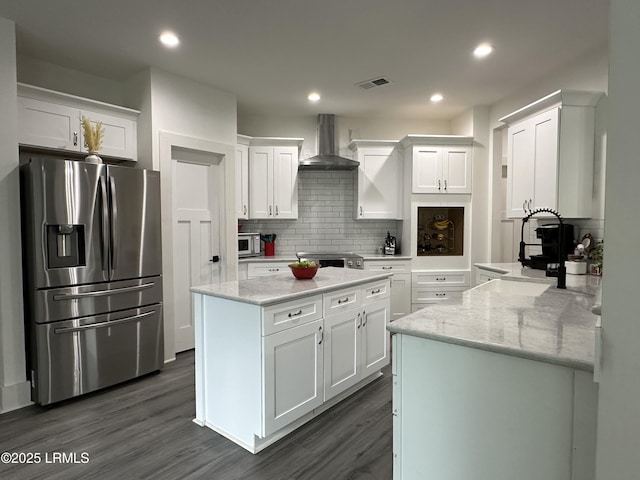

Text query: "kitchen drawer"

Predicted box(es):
[364, 260, 412, 273]
[362, 279, 391, 303]
[323, 287, 362, 316]
[263, 294, 323, 336]
[362, 279, 391, 302]
[412, 270, 470, 287]
[412, 286, 468, 304]
[247, 262, 291, 278]
[475, 268, 504, 286]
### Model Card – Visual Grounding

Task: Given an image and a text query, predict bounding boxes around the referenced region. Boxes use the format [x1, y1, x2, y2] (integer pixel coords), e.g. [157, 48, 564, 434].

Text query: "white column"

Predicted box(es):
[595, 0, 640, 477]
[0, 16, 31, 412]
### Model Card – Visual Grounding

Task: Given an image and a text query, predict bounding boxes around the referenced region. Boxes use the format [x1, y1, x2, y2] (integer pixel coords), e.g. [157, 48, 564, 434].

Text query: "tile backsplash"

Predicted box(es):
[239, 170, 402, 257]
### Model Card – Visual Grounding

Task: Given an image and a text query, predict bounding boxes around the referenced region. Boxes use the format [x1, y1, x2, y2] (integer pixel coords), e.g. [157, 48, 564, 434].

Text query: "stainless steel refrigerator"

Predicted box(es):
[20, 157, 164, 405]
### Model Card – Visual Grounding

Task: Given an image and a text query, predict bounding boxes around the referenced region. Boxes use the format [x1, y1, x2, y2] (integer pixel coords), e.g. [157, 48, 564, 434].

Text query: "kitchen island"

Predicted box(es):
[388, 265, 600, 480]
[191, 267, 392, 453]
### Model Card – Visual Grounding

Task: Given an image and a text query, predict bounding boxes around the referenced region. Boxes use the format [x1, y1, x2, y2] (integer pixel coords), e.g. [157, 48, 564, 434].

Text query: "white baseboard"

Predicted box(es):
[0, 381, 32, 414]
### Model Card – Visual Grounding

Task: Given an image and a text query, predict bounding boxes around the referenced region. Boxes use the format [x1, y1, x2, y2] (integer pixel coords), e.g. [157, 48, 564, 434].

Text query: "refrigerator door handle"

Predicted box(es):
[99, 176, 110, 272]
[52, 282, 156, 301]
[109, 175, 119, 271]
[53, 310, 155, 334]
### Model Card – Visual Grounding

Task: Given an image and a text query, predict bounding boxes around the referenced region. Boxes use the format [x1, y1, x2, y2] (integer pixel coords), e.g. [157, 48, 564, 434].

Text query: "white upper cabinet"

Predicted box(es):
[400, 135, 473, 194]
[349, 140, 403, 220]
[248, 137, 303, 220]
[17, 84, 139, 161]
[235, 135, 250, 219]
[500, 90, 603, 219]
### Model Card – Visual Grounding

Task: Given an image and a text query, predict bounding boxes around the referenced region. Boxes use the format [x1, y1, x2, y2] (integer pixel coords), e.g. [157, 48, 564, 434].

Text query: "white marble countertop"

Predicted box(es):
[239, 254, 412, 263]
[191, 267, 392, 306]
[389, 263, 600, 371]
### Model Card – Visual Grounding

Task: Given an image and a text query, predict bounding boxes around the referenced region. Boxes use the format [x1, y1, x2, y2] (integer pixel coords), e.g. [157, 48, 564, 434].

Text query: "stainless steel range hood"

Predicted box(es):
[298, 114, 359, 170]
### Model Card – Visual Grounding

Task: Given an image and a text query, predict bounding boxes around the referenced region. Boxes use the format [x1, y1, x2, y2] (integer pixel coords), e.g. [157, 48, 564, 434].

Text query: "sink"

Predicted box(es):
[472, 279, 550, 297]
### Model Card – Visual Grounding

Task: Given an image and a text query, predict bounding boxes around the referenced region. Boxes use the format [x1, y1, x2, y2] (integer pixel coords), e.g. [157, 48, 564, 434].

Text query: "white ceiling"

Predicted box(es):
[0, 0, 609, 120]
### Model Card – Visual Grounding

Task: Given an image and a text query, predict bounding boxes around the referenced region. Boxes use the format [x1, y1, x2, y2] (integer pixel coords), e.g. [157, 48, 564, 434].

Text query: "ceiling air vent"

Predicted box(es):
[355, 76, 392, 90]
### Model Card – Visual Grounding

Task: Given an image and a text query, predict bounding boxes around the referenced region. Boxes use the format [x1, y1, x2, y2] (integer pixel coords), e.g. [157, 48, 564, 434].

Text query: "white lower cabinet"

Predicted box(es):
[247, 261, 292, 278]
[324, 296, 390, 401]
[365, 259, 411, 321]
[263, 319, 324, 436]
[475, 266, 506, 286]
[411, 269, 470, 311]
[193, 277, 391, 453]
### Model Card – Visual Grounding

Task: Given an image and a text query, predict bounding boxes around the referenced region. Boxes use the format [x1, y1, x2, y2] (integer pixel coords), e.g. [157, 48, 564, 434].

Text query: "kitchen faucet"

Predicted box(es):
[518, 207, 567, 289]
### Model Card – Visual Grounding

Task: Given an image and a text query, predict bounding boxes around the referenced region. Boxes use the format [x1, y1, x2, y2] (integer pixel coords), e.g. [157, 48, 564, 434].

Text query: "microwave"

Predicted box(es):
[238, 232, 261, 257]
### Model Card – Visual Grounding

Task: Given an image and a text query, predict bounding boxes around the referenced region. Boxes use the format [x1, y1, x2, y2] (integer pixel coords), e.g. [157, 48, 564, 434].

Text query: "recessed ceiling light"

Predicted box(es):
[159, 31, 180, 48]
[430, 93, 444, 103]
[473, 43, 494, 58]
[308, 92, 321, 103]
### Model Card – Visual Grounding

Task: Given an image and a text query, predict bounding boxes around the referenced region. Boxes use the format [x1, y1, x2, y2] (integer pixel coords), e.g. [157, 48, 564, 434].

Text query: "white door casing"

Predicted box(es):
[159, 131, 236, 361]
[172, 150, 221, 352]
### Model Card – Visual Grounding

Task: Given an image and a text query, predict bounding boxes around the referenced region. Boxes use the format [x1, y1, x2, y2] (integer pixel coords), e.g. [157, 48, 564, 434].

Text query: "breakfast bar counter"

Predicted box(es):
[389, 265, 600, 480]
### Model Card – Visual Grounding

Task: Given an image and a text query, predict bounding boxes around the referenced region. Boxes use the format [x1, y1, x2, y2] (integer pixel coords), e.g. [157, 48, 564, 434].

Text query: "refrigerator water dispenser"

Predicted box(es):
[46, 224, 85, 268]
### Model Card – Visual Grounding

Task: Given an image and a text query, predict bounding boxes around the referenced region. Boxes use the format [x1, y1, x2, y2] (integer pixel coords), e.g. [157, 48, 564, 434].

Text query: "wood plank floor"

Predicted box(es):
[0, 351, 393, 480]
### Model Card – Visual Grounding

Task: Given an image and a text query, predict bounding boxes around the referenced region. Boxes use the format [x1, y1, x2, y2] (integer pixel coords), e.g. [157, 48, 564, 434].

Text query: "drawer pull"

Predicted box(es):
[337, 297, 350, 304]
[371, 288, 381, 294]
[288, 309, 303, 318]
[436, 293, 447, 297]
[269, 268, 280, 272]
[382, 266, 393, 270]
[436, 277, 447, 281]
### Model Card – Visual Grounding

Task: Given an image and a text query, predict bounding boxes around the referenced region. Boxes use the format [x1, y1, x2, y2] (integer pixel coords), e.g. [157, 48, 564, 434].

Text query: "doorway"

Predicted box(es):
[159, 132, 236, 360]
[172, 147, 221, 352]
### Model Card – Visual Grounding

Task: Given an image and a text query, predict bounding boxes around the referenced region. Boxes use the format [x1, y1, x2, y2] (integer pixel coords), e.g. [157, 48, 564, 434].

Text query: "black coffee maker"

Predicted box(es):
[523, 223, 575, 270]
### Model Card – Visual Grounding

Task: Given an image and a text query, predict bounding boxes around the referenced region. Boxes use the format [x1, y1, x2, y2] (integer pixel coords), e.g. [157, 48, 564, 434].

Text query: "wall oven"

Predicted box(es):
[238, 232, 261, 257]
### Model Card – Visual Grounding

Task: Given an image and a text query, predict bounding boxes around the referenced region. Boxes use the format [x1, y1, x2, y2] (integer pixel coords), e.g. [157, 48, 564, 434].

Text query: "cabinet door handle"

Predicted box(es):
[337, 297, 350, 305]
[275, 205, 279, 216]
[73, 132, 78, 146]
[357, 313, 362, 329]
[438, 180, 441, 191]
[318, 326, 324, 344]
[444, 179, 448, 191]
[523, 200, 526, 212]
[359, 206, 363, 216]
[243, 205, 247, 215]
[288, 309, 303, 318]
[362, 310, 367, 327]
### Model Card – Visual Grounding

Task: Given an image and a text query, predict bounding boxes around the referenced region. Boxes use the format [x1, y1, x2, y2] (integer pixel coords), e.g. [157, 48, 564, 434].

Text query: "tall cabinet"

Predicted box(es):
[500, 90, 603, 218]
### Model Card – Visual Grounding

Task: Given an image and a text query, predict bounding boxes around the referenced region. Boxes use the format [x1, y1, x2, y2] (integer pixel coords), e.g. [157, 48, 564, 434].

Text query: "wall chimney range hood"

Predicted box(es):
[298, 114, 359, 170]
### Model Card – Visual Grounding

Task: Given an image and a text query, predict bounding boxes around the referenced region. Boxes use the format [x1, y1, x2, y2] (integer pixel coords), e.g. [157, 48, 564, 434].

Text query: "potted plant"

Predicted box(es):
[589, 240, 603, 275]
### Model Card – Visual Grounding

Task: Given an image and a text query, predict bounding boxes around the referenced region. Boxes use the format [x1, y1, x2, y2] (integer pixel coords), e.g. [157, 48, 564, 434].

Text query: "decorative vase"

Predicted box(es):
[85, 151, 103, 164]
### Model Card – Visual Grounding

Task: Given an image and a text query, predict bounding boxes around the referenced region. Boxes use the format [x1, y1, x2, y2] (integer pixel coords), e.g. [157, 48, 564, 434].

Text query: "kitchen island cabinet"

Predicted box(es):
[388, 271, 600, 480]
[191, 267, 391, 453]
